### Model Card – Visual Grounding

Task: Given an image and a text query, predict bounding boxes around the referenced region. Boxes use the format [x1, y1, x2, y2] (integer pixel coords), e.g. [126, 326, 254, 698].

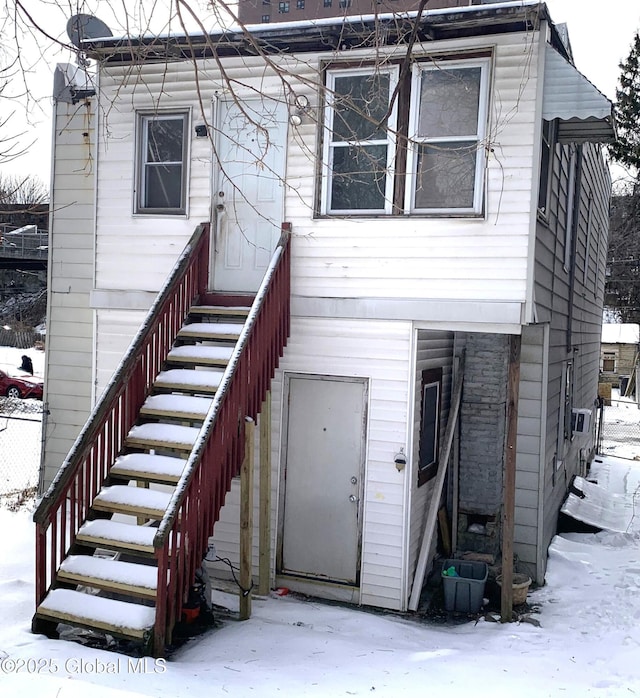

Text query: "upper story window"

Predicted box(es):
[136, 112, 188, 215]
[321, 57, 490, 216]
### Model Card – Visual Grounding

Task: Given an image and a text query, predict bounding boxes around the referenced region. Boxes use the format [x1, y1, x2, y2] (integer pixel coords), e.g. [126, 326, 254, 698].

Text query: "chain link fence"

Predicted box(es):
[596, 396, 640, 459]
[0, 396, 42, 506]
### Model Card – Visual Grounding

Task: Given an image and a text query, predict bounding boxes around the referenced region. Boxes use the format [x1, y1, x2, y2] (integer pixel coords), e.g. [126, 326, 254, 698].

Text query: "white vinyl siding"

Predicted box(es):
[41, 99, 96, 489]
[94, 32, 539, 329]
[209, 317, 412, 611]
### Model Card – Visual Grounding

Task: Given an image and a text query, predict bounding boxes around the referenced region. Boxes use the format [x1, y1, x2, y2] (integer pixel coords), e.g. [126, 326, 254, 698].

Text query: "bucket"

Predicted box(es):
[496, 573, 531, 606]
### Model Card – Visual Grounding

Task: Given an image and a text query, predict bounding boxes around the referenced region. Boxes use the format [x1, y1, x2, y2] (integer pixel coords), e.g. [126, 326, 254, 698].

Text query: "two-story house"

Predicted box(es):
[33, 1, 614, 655]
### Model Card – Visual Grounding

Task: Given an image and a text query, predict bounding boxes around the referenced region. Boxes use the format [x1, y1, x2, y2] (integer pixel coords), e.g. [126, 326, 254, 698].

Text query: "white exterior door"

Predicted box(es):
[280, 375, 367, 585]
[212, 97, 287, 292]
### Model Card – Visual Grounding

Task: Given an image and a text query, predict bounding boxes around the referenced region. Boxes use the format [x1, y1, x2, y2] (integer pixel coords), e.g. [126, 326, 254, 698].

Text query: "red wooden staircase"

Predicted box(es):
[32, 222, 291, 656]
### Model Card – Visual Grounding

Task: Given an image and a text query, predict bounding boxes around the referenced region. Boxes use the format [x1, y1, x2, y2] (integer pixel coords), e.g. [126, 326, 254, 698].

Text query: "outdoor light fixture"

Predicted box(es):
[289, 93, 310, 126]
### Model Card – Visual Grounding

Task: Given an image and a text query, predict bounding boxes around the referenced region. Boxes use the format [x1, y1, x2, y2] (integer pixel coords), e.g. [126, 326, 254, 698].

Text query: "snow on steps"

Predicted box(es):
[177, 322, 243, 341]
[154, 368, 224, 394]
[93, 485, 173, 518]
[126, 423, 200, 451]
[189, 304, 250, 318]
[36, 589, 155, 640]
[167, 344, 234, 367]
[58, 555, 158, 599]
[76, 520, 157, 554]
[110, 453, 187, 484]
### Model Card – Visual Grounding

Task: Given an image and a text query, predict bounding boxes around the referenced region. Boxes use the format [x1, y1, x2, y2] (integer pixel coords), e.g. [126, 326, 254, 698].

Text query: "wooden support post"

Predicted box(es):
[258, 393, 272, 596]
[501, 335, 521, 622]
[239, 417, 255, 621]
[408, 352, 465, 612]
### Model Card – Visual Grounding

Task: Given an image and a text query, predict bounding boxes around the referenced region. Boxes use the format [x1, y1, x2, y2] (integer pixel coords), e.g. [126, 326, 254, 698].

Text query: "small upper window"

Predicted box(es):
[279, 1, 290, 12]
[136, 112, 188, 215]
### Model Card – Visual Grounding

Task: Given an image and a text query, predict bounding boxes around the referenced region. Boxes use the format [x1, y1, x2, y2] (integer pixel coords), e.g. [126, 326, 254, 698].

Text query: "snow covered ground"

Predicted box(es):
[1, 341, 640, 696]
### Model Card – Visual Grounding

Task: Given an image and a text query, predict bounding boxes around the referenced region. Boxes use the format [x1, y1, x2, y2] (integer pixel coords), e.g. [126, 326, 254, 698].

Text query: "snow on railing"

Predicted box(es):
[152, 224, 291, 654]
[33, 223, 210, 612]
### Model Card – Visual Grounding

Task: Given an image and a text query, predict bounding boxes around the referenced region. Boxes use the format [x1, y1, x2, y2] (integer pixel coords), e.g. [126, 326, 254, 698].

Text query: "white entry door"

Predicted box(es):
[212, 97, 287, 292]
[280, 375, 367, 585]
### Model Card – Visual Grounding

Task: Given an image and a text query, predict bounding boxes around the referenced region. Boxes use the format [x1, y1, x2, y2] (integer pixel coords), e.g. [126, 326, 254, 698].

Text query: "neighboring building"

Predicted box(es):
[239, 0, 464, 25]
[33, 1, 614, 652]
[600, 323, 640, 389]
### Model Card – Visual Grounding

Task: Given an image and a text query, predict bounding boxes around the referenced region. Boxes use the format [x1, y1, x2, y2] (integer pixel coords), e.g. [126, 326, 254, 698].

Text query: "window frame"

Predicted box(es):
[320, 56, 491, 217]
[135, 110, 189, 216]
[418, 367, 442, 487]
[405, 57, 491, 215]
[321, 66, 399, 215]
[602, 352, 616, 373]
[537, 118, 557, 216]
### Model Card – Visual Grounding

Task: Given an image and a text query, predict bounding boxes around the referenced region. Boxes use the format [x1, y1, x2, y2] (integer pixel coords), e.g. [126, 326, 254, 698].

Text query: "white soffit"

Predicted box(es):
[543, 45, 615, 143]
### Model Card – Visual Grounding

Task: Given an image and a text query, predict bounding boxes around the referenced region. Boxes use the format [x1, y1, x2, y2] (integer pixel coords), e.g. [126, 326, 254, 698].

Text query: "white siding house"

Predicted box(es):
[41, 1, 614, 614]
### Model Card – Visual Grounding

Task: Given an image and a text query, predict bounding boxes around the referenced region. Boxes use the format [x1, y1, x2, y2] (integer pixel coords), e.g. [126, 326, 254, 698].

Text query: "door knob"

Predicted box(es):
[349, 494, 357, 503]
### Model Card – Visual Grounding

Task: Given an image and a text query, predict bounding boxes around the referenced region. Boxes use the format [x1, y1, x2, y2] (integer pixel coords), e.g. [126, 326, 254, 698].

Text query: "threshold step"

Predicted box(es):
[125, 422, 200, 451]
[154, 368, 224, 395]
[76, 519, 157, 554]
[36, 588, 155, 640]
[93, 485, 173, 519]
[111, 453, 187, 484]
[167, 344, 234, 367]
[58, 555, 158, 599]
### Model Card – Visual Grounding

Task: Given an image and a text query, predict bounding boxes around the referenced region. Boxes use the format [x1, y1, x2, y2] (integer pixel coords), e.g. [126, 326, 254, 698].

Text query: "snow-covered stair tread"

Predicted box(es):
[167, 344, 234, 365]
[190, 305, 250, 317]
[126, 422, 200, 450]
[58, 555, 158, 598]
[93, 485, 173, 518]
[154, 368, 224, 393]
[140, 394, 213, 421]
[36, 589, 155, 639]
[111, 453, 187, 484]
[178, 322, 243, 339]
[76, 519, 157, 553]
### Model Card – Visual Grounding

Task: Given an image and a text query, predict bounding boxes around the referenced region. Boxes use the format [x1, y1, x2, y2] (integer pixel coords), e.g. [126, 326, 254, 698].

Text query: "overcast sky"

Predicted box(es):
[0, 0, 638, 184]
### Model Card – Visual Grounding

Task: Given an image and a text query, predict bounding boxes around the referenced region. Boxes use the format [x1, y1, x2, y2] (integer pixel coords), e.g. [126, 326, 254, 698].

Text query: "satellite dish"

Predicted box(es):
[66, 13, 113, 48]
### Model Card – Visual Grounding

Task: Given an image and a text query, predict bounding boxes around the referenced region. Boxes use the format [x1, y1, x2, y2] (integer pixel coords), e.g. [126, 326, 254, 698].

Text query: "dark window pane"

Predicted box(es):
[418, 67, 481, 138]
[144, 164, 183, 209]
[330, 145, 387, 211]
[420, 383, 439, 468]
[324, 0, 332, 6]
[414, 142, 477, 209]
[332, 73, 390, 142]
[146, 119, 184, 162]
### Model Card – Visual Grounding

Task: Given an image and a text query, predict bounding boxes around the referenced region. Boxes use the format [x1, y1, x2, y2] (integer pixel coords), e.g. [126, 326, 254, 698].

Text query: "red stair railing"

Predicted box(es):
[33, 223, 210, 610]
[152, 223, 291, 655]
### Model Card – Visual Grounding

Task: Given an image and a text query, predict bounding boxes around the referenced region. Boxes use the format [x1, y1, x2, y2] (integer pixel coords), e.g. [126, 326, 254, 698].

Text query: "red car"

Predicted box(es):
[0, 369, 43, 399]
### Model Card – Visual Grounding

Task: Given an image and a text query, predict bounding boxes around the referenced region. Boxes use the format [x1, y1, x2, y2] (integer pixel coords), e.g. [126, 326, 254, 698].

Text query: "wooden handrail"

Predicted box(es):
[34, 223, 209, 525]
[33, 223, 210, 611]
[151, 223, 291, 653]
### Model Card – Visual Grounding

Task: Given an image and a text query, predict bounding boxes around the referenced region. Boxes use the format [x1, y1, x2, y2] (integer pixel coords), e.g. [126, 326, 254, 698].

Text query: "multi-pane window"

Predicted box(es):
[322, 58, 490, 215]
[323, 68, 398, 214]
[407, 61, 489, 213]
[261, 14, 270, 21]
[323, 0, 332, 7]
[136, 112, 188, 215]
[297, 0, 305, 7]
[278, 1, 289, 12]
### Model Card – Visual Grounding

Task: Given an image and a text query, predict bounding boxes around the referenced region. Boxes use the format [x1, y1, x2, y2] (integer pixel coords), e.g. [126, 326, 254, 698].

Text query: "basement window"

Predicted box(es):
[418, 367, 442, 487]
